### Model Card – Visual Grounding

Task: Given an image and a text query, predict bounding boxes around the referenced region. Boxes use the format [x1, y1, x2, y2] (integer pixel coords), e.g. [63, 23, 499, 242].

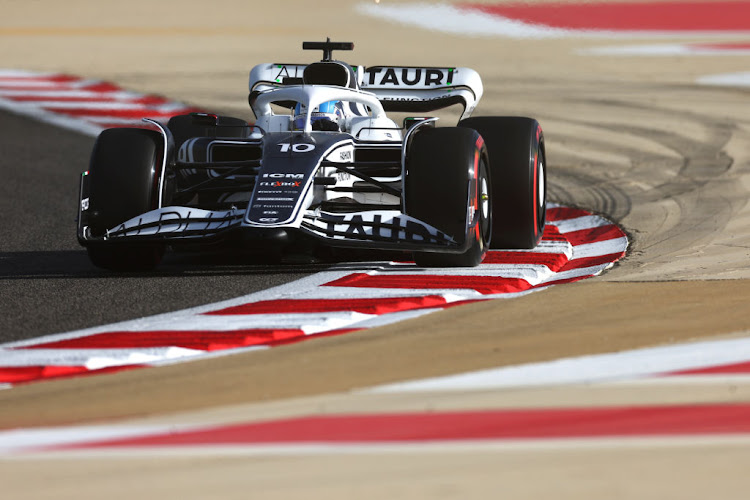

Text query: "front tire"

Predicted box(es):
[85, 128, 165, 271]
[405, 127, 491, 267]
[459, 117, 546, 249]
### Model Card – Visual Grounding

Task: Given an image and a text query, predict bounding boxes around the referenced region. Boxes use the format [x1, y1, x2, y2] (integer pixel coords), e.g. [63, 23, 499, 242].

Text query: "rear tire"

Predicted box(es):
[85, 128, 165, 271]
[405, 127, 491, 267]
[459, 117, 546, 249]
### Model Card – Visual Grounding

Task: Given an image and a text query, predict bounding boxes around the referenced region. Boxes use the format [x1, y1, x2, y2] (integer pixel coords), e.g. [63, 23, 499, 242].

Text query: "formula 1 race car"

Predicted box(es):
[77, 39, 546, 270]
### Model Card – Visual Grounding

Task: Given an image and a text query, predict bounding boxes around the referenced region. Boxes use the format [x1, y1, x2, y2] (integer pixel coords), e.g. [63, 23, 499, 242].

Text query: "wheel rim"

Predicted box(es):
[479, 160, 491, 241]
[481, 178, 490, 220]
[537, 157, 546, 228]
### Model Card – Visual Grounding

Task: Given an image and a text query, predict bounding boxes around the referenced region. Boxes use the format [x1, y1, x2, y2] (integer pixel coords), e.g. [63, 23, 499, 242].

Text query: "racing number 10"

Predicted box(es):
[279, 143, 315, 153]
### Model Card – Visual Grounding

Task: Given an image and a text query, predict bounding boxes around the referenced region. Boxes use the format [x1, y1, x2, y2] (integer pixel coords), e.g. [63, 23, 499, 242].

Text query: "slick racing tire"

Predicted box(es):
[405, 127, 491, 267]
[85, 128, 165, 271]
[459, 117, 546, 249]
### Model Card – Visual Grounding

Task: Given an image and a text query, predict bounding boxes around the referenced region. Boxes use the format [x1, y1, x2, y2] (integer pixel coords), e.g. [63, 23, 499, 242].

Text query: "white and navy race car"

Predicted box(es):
[77, 39, 546, 270]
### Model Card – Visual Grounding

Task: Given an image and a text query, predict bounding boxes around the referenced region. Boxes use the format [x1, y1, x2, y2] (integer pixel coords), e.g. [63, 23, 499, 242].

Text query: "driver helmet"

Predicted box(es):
[293, 101, 341, 131]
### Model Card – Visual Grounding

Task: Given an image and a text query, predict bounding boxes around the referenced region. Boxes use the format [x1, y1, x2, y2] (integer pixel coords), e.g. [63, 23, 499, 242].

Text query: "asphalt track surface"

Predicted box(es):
[0, 110, 318, 342]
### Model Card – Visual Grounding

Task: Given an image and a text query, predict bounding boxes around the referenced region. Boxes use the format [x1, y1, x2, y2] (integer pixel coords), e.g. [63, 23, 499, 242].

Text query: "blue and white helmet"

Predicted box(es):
[294, 101, 341, 131]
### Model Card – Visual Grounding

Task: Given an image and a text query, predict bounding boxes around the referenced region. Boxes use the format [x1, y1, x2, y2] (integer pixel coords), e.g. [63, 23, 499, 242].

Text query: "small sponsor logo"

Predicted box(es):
[259, 181, 301, 187]
[81, 197, 89, 211]
[262, 173, 305, 179]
